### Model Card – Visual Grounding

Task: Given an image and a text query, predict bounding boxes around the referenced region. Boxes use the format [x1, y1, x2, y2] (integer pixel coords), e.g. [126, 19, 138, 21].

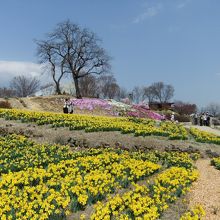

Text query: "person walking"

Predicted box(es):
[171, 112, 175, 122]
[199, 113, 203, 126]
[206, 112, 210, 126]
[194, 113, 198, 125]
[63, 99, 69, 114]
[68, 102, 74, 114]
[203, 113, 207, 126]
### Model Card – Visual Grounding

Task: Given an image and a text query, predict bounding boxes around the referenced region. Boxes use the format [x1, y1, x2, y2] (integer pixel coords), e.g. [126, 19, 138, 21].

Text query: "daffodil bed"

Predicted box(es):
[0, 134, 72, 174]
[190, 128, 220, 145]
[179, 205, 205, 220]
[91, 167, 198, 220]
[211, 157, 220, 170]
[0, 109, 188, 140]
[0, 134, 199, 220]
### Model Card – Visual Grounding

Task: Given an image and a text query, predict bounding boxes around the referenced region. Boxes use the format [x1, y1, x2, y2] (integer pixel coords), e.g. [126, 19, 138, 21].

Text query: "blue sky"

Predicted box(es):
[0, 0, 220, 106]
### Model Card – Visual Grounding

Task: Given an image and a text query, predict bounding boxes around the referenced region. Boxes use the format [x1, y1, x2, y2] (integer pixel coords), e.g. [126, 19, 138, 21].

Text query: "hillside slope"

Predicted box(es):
[1, 96, 163, 119]
[1, 96, 70, 113]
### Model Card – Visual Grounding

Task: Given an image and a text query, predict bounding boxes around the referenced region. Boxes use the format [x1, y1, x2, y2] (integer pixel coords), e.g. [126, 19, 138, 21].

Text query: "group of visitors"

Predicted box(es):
[191, 112, 211, 126]
[63, 98, 74, 114]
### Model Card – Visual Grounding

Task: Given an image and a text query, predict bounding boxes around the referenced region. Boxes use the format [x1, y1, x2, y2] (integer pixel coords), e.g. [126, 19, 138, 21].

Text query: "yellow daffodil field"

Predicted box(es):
[211, 157, 220, 170]
[0, 109, 188, 140]
[0, 133, 200, 220]
[190, 128, 220, 145]
[4, 108, 220, 219]
[179, 205, 205, 220]
[2, 109, 220, 145]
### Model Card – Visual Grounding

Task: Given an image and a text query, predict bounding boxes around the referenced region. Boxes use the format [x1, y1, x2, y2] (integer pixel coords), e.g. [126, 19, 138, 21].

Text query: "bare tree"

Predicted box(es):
[0, 87, 16, 98]
[36, 40, 67, 94]
[150, 82, 174, 103]
[132, 86, 145, 104]
[143, 86, 156, 103]
[118, 87, 129, 100]
[39, 20, 111, 98]
[97, 74, 119, 99]
[10, 75, 40, 97]
[106, 83, 120, 99]
[79, 74, 98, 97]
[204, 103, 220, 117]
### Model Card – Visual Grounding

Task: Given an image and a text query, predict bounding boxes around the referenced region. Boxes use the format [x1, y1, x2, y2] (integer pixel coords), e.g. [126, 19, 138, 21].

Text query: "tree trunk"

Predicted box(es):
[74, 77, 82, 98]
[55, 81, 61, 95]
[51, 63, 62, 95]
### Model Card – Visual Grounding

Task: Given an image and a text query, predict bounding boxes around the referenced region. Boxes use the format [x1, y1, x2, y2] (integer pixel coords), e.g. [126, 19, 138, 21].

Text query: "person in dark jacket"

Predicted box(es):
[63, 99, 69, 114]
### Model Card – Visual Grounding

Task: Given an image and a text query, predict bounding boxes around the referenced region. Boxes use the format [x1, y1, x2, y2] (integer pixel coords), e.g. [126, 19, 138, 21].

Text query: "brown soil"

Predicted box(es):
[1, 96, 67, 112]
[188, 159, 220, 220]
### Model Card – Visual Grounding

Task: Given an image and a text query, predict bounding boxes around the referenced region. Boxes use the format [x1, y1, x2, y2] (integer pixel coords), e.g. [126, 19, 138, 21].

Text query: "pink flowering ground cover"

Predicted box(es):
[70, 98, 112, 111]
[127, 104, 164, 120]
[69, 98, 164, 120]
[147, 111, 165, 120]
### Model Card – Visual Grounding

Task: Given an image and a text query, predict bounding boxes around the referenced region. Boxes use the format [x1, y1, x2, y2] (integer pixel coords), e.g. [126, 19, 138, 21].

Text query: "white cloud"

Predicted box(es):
[0, 61, 43, 86]
[133, 3, 162, 24]
[177, 0, 191, 9]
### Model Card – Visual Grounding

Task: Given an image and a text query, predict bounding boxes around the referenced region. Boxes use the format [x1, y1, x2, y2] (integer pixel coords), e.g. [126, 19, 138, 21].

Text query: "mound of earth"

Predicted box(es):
[2, 96, 164, 119]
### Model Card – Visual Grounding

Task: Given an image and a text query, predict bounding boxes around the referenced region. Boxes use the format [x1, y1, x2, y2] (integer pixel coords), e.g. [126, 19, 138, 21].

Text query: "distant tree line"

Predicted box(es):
[201, 103, 220, 117]
[131, 82, 174, 104]
[0, 87, 16, 98]
[0, 75, 40, 98]
[10, 75, 40, 97]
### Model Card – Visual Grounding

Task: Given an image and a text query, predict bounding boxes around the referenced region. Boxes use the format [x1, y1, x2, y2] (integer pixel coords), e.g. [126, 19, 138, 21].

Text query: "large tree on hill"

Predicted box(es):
[36, 20, 111, 98]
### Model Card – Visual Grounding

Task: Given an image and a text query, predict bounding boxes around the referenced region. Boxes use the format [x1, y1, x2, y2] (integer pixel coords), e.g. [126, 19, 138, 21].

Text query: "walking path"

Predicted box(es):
[189, 159, 220, 220]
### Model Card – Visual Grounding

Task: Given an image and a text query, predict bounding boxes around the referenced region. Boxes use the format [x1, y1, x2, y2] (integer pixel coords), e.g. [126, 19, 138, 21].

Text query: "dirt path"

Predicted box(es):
[189, 159, 220, 220]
